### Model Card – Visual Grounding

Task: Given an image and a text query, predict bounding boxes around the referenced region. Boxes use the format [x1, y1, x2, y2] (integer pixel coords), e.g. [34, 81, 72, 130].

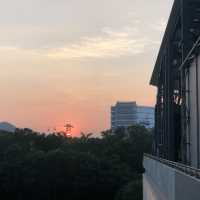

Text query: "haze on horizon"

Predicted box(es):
[0, 0, 173, 136]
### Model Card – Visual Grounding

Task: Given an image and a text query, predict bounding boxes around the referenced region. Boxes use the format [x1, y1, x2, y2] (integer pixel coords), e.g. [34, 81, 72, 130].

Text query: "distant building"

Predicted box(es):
[111, 102, 137, 130]
[0, 122, 16, 133]
[111, 102, 154, 130]
[137, 106, 154, 129]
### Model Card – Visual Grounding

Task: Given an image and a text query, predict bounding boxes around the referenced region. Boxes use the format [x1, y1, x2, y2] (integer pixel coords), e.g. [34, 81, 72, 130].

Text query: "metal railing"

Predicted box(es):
[144, 154, 200, 179]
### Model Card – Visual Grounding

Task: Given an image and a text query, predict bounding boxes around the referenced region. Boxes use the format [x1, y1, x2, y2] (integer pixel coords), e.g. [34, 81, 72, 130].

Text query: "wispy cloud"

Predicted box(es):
[0, 24, 159, 60]
[46, 27, 153, 60]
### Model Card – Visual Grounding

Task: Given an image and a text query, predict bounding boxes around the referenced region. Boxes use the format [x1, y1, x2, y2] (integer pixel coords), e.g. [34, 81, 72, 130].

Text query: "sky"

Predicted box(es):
[0, 0, 174, 136]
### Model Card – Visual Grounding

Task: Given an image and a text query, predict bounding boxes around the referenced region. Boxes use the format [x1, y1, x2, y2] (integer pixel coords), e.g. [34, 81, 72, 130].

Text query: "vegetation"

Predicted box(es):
[0, 125, 152, 200]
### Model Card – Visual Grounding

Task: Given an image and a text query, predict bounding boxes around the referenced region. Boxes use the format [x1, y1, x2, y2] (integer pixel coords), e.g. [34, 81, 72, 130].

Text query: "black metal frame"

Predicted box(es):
[151, 0, 200, 164]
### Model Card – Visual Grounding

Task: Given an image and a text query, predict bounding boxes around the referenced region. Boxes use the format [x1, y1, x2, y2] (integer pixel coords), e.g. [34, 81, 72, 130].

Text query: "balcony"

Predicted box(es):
[143, 154, 200, 200]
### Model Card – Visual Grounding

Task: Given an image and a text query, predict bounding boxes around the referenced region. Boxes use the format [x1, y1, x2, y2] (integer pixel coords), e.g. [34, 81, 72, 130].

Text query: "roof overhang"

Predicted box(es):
[150, 0, 181, 86]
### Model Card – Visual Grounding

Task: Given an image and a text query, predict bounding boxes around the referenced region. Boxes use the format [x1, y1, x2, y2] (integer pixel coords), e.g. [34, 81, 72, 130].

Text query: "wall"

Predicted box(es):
[143, 156, 175, 200]
[143, 156, 200, 200]
[186, 54, 200, 168]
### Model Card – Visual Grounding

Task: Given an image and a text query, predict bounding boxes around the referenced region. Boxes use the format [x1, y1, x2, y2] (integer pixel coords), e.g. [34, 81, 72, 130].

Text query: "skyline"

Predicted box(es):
[0, 0, 174, 136]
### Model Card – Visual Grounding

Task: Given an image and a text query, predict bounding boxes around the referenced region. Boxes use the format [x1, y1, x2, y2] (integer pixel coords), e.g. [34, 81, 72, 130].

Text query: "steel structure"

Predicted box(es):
[64, 123, 74, 137]
[151, 0, 200, 164]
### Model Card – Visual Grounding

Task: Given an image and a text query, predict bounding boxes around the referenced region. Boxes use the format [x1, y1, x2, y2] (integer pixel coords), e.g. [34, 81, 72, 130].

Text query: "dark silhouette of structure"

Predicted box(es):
[144, 1, 200, 199]
[64, 123, 74, 137]
[151, 0, 200, 167]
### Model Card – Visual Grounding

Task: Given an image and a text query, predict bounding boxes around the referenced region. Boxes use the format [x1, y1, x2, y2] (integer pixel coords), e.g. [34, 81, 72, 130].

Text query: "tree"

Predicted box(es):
[115, 178, 142, 200]
[0, 125, 152, 200]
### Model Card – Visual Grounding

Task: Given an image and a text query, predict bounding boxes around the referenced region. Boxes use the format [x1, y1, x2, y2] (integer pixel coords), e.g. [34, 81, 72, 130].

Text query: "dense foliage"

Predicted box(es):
[0, 125, 152, 200]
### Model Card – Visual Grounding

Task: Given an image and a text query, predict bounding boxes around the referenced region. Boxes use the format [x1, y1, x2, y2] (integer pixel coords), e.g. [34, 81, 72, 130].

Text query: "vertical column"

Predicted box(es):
[195, 55, 200, 168]
[168, 45, 176, 161]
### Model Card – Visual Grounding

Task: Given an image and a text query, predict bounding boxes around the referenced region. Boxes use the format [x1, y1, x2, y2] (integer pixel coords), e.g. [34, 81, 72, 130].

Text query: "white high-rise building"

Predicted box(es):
[136, 106, 154, 129]
[111, 102, 137, 130]
[111, 102, 154, 130]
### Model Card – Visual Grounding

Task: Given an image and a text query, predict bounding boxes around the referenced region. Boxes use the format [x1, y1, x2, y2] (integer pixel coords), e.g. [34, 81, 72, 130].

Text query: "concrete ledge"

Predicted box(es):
[143, 156, 200, 200]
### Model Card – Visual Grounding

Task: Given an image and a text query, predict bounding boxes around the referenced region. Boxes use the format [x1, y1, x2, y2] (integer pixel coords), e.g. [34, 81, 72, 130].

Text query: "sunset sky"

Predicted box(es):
[0, 0, 174, 136]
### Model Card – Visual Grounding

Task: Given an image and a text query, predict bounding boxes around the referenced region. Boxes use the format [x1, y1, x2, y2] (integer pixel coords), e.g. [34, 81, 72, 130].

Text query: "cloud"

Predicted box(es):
[0, 25, 158, 60]
[46, 26, 153, 60]
[0, 20, 160, 60]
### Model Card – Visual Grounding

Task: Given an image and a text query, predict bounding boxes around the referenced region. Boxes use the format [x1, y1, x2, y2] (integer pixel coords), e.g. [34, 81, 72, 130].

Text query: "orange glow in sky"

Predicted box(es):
[0, 0, 174, 136]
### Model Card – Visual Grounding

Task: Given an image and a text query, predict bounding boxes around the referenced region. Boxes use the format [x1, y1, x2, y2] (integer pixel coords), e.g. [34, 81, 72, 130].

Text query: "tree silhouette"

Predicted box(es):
[0, 124, 152, 200]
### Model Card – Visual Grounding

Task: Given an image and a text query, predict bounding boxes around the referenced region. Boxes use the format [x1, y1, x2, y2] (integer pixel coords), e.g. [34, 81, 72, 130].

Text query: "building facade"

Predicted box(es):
[111, 102, 137, 130]
[144, 0, 200, 199]
[111, 102, 154, 130]
[150, 0, 200, 167]
[137, 106, 154, 129]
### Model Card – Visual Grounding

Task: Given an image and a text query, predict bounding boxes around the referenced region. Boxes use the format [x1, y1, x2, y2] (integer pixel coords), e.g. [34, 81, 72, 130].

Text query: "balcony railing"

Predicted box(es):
[144, 153, 200, 179]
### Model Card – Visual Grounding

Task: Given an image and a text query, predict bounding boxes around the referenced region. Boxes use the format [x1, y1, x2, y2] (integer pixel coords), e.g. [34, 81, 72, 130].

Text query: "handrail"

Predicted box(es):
[144, 154, 200, 179]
